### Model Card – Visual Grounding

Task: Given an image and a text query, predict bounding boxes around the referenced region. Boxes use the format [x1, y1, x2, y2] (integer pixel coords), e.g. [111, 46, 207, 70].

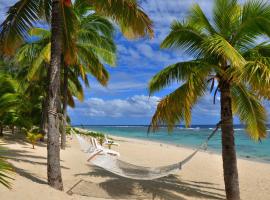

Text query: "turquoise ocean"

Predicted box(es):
[78, 125, 270, 163]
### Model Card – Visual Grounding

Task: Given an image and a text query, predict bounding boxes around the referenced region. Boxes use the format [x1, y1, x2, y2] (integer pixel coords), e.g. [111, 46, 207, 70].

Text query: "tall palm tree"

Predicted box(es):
[16, 13, 116, 148]
[1, 0, 153, 190]
[148, 0, 270, 199]
[15, 36, 87, 139]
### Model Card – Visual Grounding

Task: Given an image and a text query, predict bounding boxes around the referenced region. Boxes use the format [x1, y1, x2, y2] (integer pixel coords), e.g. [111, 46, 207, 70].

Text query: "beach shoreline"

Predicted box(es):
[0, 133, 270, 199]
[82, 126, 270, 164]
[108, 134, 270, 165]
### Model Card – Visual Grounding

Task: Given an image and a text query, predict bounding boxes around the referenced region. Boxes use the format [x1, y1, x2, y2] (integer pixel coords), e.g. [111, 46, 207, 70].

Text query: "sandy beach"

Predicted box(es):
[0, 133, 270, 200]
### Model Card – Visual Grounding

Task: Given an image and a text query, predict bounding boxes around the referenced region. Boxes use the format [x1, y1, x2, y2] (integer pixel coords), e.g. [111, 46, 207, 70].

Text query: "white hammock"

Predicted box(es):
[74, 123, 220, 180]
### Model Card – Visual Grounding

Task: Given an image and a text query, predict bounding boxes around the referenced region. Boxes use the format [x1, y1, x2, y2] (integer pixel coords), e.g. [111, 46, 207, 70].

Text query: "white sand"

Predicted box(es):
[0, 134, 270, 200]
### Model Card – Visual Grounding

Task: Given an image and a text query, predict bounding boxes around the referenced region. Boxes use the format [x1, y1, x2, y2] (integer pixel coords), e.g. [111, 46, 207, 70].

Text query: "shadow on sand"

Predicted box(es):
[1, 133, 69, 185]
[71, 166, 225, 200]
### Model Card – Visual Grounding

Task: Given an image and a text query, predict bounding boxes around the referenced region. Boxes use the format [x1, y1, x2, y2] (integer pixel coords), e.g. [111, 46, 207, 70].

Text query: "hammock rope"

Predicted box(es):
[74, 121, 221, 180]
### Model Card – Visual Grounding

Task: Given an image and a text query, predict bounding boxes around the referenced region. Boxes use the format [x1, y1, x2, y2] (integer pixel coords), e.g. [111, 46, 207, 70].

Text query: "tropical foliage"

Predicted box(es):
[0, 144, 13, 189]
[148, 0, 270, 199]
[26, 132, 43, 149]
[0, 0, 153, 190]
[149, 0, 270, 139]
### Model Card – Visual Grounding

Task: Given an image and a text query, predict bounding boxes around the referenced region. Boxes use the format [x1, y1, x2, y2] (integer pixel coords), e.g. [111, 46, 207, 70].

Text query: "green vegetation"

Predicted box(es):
[0, 144, 13, 189]
[0, 0, 152, 190]
[73, 128, 106, 145]
[148, 0, 270, 199]
[2, 0, 269, 198]
[26, 132, 43, 149]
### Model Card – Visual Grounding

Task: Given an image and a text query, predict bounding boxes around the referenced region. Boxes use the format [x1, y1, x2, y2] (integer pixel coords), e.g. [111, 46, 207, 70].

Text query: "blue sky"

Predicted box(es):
[0, 0, 269, 125]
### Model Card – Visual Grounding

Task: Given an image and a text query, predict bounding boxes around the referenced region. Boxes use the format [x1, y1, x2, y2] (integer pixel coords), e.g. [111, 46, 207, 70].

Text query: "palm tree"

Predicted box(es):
[148, 0, 270, 199]
[16, 10, 116, 148]
[1, 0, 153, 190]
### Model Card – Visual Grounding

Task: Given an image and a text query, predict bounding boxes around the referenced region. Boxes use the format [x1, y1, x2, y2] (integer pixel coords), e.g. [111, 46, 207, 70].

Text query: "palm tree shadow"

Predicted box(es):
[73, 166, 225, 200]
[1, 139, 69, 184]
[13, 166, 47, 185]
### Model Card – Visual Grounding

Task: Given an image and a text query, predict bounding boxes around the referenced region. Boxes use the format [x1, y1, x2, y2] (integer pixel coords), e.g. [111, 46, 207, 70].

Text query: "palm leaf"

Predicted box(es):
[0, 0, 42, 54]
[188, 4, 216, 34]
[232, 0, 270, 46]
[231, 84, 267, 140]
[87, 0, 153, 39]
[149, 70, 208, 132]
[161, 21, 205, 58]
[149, 60, 213, 95]
[202, 34, 246, 67]
[0, 145, 14, 189]
[213, 0, 239, 38]
[28, 43, 51, 80]
[62, 1, 78, 65]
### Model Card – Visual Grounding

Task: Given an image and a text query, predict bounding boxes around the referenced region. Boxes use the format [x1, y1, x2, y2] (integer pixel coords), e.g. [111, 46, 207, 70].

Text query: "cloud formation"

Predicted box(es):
[70, 95, 160, 119]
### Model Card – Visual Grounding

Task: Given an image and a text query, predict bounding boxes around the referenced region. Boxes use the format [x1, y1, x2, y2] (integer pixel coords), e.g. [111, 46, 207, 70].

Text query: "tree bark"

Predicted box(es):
[40, 97, 48, 141]
[40, 64, 50, 141]
[220, 81, 240, 200]
[60, 65, 68, 150]
[47, 0, 63, 190]
[0, 124, 3, 137]
[11, 125, 14, 135]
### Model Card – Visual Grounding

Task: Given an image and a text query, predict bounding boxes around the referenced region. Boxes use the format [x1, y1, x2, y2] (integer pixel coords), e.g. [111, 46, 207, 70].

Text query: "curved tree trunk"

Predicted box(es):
[220, 81, 240, 200]
[60, 65, 68, 150]
[47, 0, 63, 190]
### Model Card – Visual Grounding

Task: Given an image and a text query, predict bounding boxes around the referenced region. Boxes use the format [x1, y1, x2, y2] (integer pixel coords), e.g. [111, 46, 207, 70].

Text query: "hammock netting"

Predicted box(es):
[74, 123, 220, 180]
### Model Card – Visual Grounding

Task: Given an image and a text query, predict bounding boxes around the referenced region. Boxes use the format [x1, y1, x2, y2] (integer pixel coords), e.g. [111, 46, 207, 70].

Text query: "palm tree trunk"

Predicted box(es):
[0, 123, 3, 137]
[220, 81, 240, 200]
[40, 97, 48, 141]
[11, 125, 14, 135]
[40, 64, 50, 141]
[60, 65, 68, 150]
[47, 0, 63, 190]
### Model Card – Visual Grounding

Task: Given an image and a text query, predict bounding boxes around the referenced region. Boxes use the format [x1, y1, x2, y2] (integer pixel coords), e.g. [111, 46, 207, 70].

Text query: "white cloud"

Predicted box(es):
[70, 95, 160, 118]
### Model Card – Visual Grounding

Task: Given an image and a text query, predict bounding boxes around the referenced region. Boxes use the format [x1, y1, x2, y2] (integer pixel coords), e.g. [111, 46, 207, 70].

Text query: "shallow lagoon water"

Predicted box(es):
[78, 125, 270, 163]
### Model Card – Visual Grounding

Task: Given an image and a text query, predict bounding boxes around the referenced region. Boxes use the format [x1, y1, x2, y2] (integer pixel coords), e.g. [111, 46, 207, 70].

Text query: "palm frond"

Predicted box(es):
[0, 0, 41, 54]
[160, 20, 205, 57]
[0, 145, 14, 189]
[188, 4, 216, 34]
[67, 72, 84, 102]
[149, 71, 207, 132]
[149, 60, 213, 95]
[231, 84, 267, 140]
[88, 0, 153, 39]
[78, 42, 116, 66]
[213, 0, 239, 38]
[77, 44, 109, 86]
[202, 34, 246, 67]
[233, 0, 270, 46]
[239, 58, 270, 99]
[62, 1, 78, 65]
[28, 43, 51, 80]
[80, 14, 115, 38]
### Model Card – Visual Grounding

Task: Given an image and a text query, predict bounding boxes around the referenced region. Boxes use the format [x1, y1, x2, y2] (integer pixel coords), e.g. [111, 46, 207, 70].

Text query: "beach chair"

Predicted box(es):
[103, 135, 119, 147]
[92, 137, 120, 156]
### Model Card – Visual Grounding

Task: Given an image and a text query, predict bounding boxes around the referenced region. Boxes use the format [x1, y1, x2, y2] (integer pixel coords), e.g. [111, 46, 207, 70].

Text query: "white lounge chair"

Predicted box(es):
[103, 135, 119, 147]
[92, 137, 120, 156]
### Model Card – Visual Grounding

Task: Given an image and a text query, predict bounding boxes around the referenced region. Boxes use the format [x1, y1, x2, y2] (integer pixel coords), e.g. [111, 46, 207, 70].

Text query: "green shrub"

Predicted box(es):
[26, 132, 43, 149]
